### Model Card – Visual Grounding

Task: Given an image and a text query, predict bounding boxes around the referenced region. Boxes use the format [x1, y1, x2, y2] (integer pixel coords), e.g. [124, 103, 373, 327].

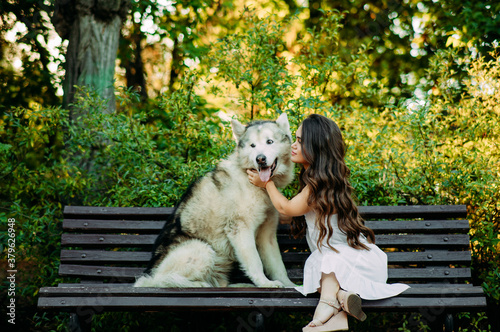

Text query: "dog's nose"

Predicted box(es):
[256, 154, 267, 165]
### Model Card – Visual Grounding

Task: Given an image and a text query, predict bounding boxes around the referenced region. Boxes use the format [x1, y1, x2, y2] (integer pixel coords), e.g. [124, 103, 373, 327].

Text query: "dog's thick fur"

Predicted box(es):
[134, 113, 295, 288]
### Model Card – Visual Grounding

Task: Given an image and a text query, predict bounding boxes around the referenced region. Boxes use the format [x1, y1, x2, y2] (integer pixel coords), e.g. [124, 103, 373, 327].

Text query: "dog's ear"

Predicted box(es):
[275, 113, 291, 141]
[231, 118, 246, 144]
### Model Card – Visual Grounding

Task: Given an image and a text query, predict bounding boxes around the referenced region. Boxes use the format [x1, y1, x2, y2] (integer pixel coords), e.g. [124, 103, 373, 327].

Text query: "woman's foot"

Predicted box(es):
[303, 310, 348, 332]
[337, 289, 367, 321]
[305, 298, 341, 328]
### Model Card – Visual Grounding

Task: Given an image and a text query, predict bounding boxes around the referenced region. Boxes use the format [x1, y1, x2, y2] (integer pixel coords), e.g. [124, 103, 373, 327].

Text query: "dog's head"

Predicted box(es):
[231, 113, 294, 187]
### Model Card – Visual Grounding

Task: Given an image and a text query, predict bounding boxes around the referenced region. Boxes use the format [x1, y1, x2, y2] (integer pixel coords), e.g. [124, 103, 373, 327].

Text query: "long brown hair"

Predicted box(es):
[290, 114, 375, 251]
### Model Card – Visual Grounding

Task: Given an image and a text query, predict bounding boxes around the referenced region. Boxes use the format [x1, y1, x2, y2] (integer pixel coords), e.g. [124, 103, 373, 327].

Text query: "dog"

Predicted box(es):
[134, 113, 296, 288]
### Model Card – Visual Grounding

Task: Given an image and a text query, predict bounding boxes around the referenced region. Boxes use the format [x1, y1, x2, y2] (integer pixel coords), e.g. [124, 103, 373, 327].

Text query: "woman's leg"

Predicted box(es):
[337, 289, 367, 321]
[306, 272, 341, 327]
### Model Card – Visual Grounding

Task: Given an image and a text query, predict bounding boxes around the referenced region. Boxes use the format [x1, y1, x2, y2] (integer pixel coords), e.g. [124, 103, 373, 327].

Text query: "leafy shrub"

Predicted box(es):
[0, 77, 229, 330]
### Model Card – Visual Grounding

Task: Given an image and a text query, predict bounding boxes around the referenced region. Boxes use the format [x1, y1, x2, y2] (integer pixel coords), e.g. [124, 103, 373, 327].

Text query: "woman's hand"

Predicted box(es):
[247, 169, 311, 217]
[246, 169, 270, 188]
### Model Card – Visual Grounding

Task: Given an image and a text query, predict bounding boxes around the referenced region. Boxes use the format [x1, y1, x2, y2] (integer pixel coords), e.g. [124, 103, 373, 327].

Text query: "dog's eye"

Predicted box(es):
[250, 143, 256, 148]
[266, 139, 274, 145]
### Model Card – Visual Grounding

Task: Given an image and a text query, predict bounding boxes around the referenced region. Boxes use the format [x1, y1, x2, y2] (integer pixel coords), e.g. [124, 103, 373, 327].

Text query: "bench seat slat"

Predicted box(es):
[62, 234, 470, 248]
[364, 220, 469, 233]
[386, 251, 471, 264]
[62, 219, 470, 234]
[59, 264, 471, 282]
[375, 234, 470, 247]
[60, 250, 152, 263]
[39, 285, 485, 298]
[61, 234, 157, 247]
[63, 205, 467, 220]
[357, 205, 467, 219]
[63, 219, 165, 232]
[63, 206, 175, 220]
[287, 267, 472, 281]
[59, 264, 144, 279]
[286, 250, 473, 265]
[38, 294, 486, 312]
[61, 250, 471, 266]
[279, 220, 470, 234]
[278, 234, 470, 248]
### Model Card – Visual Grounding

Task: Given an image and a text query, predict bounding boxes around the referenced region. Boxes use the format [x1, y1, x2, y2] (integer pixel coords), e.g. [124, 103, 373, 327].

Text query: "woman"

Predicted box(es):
[247, 114, 409, 331]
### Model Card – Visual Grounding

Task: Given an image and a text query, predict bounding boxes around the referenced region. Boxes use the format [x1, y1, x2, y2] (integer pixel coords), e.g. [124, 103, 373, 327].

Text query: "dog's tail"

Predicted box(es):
[134, 238, 232, 288]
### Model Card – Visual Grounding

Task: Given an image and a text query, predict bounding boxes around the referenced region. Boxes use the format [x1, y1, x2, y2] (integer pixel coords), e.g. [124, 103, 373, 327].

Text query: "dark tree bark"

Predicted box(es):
[308, 0, 323, 28]
[52, 0, 129, 118]
[169, 38, 182, 92]
[119, 22, 148, 99]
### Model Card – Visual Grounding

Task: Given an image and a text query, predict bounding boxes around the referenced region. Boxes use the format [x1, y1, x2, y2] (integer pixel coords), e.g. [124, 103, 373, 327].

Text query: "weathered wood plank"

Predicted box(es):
[63, 219, 470, 234]
[358, 205, 467, 219]
[287, 267, 471, 282]
[61, 234, 157, 247]
[375, 234, 470, 247]
[60, 250, 152, 263]
[364, 220, 469, 233]
[386, 251, 471, 264]
[282, 251, 471, 265]
[38, 285, 486, 298]
[62, 233, 470, 248]
[59, 264, 471, 282]
[63, 219, 165, 232]
[278, 234, 470, 248]
[64, 206, 174, 220]
[63, 205, 466, 220]
[60, 250, 471, 266]
[37, 294, 486, 312]
[278, 219, 470, 235]
[59, 264, 144, 279]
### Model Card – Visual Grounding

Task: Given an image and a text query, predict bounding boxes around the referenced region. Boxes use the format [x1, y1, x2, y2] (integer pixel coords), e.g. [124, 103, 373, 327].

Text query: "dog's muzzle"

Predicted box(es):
[256, 155, 278, 183]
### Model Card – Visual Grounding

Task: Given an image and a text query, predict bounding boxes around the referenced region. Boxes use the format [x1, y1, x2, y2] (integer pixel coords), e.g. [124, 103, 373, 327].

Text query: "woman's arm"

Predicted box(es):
[247, 170, 311, 217]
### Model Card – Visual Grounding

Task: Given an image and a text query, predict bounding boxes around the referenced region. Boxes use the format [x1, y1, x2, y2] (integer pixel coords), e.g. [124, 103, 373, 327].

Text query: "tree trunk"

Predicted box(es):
[119, 22, 148, 100]
[52, 0, 129, 118]
[308, 0, 323, 28]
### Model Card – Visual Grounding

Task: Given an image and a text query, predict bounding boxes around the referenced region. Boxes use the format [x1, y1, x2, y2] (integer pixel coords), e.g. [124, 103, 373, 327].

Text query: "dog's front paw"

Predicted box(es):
[283, 280, 298, 288]
[258, 280, 286, 288]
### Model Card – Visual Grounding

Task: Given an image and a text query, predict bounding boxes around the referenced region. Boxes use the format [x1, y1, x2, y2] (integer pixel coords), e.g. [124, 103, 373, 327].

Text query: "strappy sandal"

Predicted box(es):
[303, 299, 348, 332]
[337, 289, 367, 321]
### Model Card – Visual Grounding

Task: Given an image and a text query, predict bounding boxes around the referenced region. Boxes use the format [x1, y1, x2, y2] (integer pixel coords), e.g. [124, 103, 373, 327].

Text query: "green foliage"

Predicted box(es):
[65, 79, 229, 208]
[0, 75, 229, 330]
[208, 9, 297, 119]
[0, 0, 61, 112]
[342, 49, 500, 312]
[343, 50, 500, 331]
[208, 10, 378, 120]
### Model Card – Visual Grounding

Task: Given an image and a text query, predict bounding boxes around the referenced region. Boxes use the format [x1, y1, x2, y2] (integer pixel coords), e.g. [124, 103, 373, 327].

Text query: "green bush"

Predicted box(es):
[0, 79, 230, 330]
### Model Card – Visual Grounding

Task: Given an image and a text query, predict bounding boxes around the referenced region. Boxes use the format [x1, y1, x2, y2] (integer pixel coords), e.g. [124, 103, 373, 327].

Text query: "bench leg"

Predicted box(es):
[69, 313, 93, 332]
[236, 311, 266, 332]
[444, 313, 454, 332]
[255, 312, 265, 332]
[428, 312, 454, 332]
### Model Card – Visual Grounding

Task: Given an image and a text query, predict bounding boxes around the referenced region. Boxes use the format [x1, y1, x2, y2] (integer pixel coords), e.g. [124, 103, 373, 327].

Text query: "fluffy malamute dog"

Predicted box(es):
[134, 113, 295, 288]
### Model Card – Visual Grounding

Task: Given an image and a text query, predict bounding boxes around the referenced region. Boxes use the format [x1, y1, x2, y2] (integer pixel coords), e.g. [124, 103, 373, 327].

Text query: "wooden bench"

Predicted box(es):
[38, 205, 487, 331]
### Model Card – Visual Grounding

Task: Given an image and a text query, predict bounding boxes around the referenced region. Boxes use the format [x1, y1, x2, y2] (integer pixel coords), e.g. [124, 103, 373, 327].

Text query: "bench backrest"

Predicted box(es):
[59, 205, 470, 285]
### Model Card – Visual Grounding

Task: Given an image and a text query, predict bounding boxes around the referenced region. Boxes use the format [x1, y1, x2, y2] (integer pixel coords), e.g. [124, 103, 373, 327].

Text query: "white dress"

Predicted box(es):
[295, 211, 410, 299]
